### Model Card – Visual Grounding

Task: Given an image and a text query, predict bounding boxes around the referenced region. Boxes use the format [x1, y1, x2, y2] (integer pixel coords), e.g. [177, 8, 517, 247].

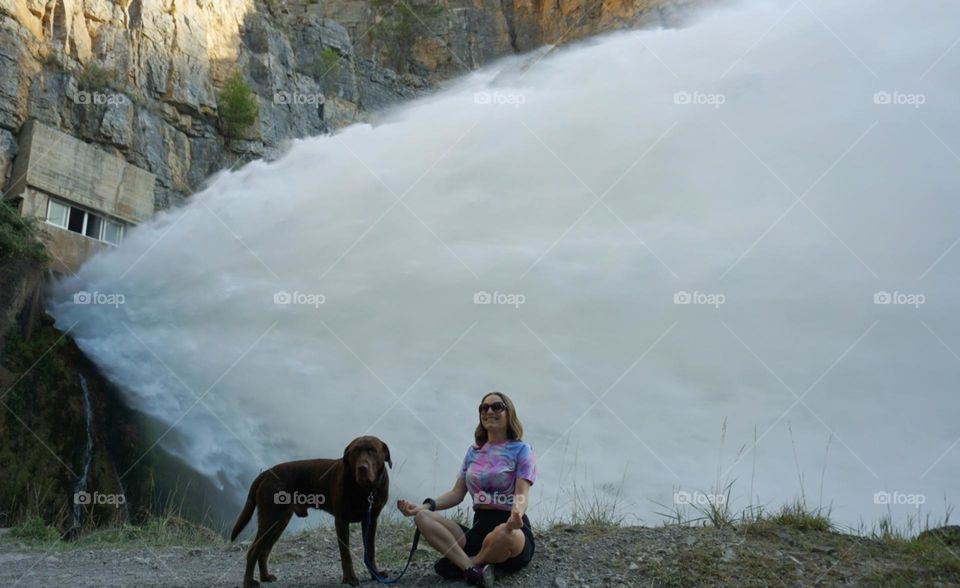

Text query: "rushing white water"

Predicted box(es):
[50, 0, 959, 530]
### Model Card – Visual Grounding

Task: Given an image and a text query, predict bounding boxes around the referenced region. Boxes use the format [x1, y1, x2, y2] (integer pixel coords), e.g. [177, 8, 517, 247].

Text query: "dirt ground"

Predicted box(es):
[1, 523, 959, 587]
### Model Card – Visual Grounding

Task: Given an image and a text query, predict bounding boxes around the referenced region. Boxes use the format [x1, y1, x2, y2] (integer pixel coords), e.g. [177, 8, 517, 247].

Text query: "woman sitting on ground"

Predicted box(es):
[397, 391, 537, 587]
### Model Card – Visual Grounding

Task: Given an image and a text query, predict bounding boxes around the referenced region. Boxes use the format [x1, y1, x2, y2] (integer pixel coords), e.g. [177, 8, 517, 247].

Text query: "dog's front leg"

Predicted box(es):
[361, 513, 381, 577]
[335, 517, 359, 586]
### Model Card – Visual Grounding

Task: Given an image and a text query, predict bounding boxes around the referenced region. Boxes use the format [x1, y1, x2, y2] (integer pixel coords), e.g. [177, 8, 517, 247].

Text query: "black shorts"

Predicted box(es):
[458, 509, 535, 572]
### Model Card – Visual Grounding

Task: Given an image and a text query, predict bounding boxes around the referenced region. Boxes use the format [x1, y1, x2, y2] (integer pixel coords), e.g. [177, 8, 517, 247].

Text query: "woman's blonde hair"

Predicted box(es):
[474, 391, 523, 447]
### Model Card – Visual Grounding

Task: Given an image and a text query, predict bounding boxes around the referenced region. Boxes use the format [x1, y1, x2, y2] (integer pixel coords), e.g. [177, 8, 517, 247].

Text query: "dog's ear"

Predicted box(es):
[342, 440, 356, 468]
[381, 440, 392, 469]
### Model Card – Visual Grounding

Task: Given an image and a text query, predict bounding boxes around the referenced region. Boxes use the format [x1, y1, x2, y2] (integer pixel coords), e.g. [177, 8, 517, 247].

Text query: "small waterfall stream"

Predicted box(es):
[70, 373, 95, 531]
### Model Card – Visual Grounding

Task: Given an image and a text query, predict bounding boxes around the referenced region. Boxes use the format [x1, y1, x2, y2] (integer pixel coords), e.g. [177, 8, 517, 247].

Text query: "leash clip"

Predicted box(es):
[368, 493, 375, 505]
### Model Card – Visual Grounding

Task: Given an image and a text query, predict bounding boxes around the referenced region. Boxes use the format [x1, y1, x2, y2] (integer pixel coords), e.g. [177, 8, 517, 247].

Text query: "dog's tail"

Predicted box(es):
[230, 475, 260, 541]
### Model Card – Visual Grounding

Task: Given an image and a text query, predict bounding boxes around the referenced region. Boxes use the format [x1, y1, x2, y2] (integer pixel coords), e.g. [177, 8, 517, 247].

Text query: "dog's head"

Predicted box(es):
[342, 436, 392, 487]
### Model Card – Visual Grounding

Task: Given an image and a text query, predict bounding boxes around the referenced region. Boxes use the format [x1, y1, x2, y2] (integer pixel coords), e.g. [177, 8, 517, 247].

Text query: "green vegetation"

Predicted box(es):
[6, 515, 222, 550]
[77, 63, 115, 91]
[2, 325, 70, 386]
[567, 479, 626, 528]
[312, 47, 341, 94]
[261, 0, 319, 11]
[868, 533, 960, 585]
[43, 52, 66, 72]
[318, 47, 340, 79]
[367, 0, 445, 74]
[0, 200, 47, 262]
[217, 71, 259, 138]
[649, 424, 833, 533]
[698, 482, 736, 529]
[71, 516, 221, 548]
[3, 477, 223, 549]
[654, 484, 831, 533]
[767, 500, 831, 532]
[1, 324, 75, 528]
[740, 500, 832, 535]
[858, 508, 960, 583]
[391, 5, 417, 74]
[9, 517, 61, 542]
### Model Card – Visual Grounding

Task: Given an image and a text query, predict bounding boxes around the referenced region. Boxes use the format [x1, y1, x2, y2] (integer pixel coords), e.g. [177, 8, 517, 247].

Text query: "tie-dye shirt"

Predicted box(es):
[458, 440, 537, 511]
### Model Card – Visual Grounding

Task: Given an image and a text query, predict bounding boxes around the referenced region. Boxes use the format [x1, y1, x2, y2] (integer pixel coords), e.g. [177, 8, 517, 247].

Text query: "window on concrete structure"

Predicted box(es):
[84, 214, 101, 239]
[102, 219, 124, 246]
[46, 199, 69, 228]
[67, 206, 86, 233]
[45, 198, 127, 246]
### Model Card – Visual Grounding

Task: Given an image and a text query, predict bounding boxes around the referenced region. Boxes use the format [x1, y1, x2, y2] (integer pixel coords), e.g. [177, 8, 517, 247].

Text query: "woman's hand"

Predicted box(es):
[506, 510, 523, 531]
[396, 499, 423, 517]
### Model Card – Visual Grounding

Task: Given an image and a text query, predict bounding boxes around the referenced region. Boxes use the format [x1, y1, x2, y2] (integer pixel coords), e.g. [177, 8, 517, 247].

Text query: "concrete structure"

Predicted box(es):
[4, 120, 156, 274]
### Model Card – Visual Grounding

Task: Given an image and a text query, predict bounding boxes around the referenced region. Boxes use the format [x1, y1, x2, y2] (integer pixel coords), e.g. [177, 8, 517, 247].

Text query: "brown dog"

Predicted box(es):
[230, 436, 391, 586]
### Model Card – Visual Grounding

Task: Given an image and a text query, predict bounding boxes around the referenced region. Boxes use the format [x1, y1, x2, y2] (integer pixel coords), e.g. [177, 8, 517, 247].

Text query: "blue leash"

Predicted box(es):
[361, 493, 422, 584]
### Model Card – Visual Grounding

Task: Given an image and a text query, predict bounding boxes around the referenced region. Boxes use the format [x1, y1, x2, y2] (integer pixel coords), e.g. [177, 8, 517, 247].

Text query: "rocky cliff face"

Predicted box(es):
[0, 0, 708, 209]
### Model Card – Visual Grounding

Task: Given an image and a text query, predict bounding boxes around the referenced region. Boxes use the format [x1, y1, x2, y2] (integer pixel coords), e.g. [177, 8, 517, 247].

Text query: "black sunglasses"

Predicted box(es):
[479, 401, 507, 414]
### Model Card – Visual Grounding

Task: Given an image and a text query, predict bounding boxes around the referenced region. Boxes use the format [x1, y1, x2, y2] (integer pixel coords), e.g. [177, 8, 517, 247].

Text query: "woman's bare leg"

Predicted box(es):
[414, 510, 473, 570]
[471, 523, 525, 566]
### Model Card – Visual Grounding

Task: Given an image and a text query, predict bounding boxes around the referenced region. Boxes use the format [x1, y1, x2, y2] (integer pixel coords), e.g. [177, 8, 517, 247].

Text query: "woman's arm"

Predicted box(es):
[434, 477, 468, 511]
[505, 478, 531, 530]
[396, 477, 467, 516]
[512, 478, 531, 517]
